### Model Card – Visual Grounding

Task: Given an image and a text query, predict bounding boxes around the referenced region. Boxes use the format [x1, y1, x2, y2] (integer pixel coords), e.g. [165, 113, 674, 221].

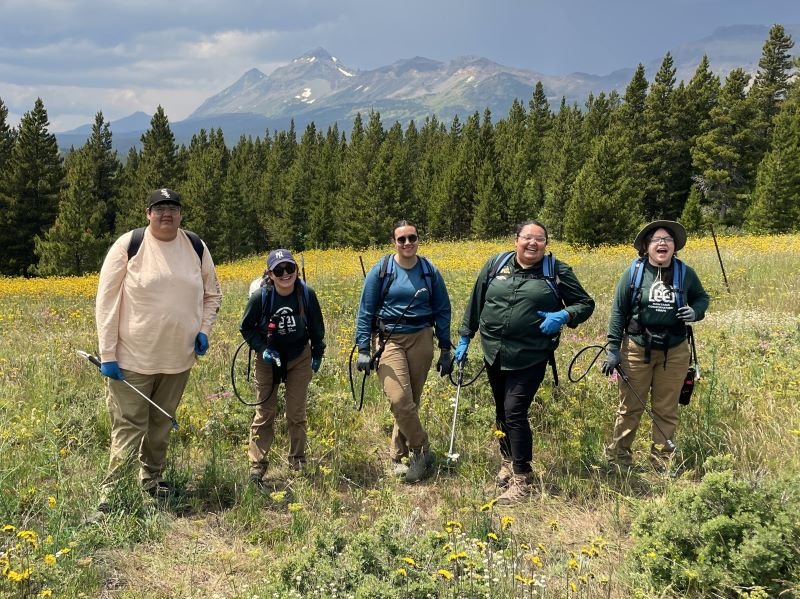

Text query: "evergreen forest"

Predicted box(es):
[0, 24, 798, 276]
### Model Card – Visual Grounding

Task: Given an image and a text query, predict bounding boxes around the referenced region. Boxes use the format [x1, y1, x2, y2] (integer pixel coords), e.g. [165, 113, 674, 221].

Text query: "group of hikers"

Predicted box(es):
[89, 187, 709, 519]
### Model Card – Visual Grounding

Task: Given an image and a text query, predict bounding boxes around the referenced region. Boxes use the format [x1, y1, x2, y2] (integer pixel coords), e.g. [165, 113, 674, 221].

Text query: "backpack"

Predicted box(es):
[486, 251, 562, 303]
[259, 281, 312, 334]
[375, 254, 437, 315]
[127, 227, 204, 262]
[485, 251, 564, 385]
[627, 256, 686, 314]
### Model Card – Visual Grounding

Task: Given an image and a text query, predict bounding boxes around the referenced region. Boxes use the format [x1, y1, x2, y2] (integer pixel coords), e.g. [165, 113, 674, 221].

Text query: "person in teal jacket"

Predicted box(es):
[455, 220, 595, 504]
[602, 220, 709, 471]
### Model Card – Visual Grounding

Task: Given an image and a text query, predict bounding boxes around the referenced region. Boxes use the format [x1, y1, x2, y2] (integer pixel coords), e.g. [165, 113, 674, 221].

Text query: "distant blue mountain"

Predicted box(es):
[55, 24, 800, 153]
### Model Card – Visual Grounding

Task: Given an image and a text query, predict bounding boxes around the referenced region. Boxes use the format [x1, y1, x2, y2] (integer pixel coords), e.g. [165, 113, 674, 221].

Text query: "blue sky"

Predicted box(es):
[1, 0, 798, 131]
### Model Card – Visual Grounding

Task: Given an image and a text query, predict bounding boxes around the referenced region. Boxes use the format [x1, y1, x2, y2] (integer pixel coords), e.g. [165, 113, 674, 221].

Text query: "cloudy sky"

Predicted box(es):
[1, 0, 798, 131]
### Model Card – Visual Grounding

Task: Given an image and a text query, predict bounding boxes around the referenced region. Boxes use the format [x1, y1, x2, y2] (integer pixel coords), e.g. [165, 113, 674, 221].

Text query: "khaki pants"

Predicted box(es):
[377, 328, 434, 460]
[101, 369, 191, 497]
[607, 337, 690, 464]
[249, 346, 312, 474]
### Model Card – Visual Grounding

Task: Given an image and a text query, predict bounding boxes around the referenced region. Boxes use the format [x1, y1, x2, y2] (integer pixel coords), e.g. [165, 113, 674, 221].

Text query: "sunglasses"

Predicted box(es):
[272, 263, 297, 277]
[395, 234, 419, 245]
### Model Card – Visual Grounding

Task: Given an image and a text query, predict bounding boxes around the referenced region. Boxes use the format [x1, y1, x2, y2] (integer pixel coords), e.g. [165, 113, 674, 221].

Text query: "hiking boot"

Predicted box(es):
[496, 458, 513, 489]
[83, 502, 110, 525]
[405, 449, 435, 483]
[249, 473, 266, 489]
[497, 473, 533, 505]
[145, 481, 175, 499]
[391, 458, 409, 478]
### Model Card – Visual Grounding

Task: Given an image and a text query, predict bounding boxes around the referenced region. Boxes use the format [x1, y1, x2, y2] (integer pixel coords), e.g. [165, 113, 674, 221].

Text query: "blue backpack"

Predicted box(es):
[487, 251, 562, 303]
[627, 256, 686, 312]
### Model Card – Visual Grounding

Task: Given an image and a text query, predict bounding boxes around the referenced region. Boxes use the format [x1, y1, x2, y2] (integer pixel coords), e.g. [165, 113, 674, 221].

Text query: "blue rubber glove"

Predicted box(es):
[601, 349, 621, 376]
[454, 336, 470, 364]
[356, 351, 372, 375]
[537, 309, 570, 335]
[100, 361, 125, 380]
[263, 349, 282, 367]
[194, 332, 209, 356]
[311, 356, 323, 373]
[676, 306, 696, 322]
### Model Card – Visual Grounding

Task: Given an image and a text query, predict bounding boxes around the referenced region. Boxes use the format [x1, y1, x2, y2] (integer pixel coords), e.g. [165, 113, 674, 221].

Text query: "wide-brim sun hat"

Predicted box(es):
[633, 220, 687, 253]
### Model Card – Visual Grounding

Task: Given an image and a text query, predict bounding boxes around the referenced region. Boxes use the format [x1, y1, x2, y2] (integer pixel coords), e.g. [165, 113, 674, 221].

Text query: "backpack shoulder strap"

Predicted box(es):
[628, 257, 647, 307]
[127, 227, 146, 261]
[541, 252, 562, 303]
[183, 230, 205, 262]
[296, 280, 311, 331]
[259, 285, 273, 328]
[488, 251, 515, 284]
[672, 258, 686, 309]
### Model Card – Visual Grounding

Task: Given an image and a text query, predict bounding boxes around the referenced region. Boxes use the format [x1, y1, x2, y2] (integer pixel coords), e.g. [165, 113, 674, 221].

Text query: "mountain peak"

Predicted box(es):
[297, 47, 334, 63]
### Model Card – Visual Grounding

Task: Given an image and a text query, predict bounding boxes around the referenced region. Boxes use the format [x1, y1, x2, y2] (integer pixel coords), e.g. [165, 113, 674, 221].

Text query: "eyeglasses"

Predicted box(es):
[395, 234, 419, 245]
[151, 205, 180, 215]
[650, 236, 675, 245]
[517, 234, 547, 243]
[272, 263, 297, 277]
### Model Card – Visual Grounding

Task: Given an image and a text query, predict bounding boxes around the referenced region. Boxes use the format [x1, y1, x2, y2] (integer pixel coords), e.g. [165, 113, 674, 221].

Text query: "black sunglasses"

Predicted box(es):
[396, 234, 419, 245]
[272, 262, 297, 277]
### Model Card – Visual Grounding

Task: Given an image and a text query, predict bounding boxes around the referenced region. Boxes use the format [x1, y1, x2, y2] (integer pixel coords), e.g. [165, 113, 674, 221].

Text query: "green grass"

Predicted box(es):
[1, 234, 799, 597]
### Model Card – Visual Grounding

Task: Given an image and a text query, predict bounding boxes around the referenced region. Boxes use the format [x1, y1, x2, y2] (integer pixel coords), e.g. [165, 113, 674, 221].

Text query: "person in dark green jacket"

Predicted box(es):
[240, 249, 325, 486]
[601, 220, 709, 471]
[454, 220, 595, 504]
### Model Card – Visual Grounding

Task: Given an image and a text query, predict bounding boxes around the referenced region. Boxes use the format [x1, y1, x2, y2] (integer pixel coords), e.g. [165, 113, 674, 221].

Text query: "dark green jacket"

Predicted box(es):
[607, 259, 709, 351]
[240, 283, 326, 363]
[459, 253, 595, 370]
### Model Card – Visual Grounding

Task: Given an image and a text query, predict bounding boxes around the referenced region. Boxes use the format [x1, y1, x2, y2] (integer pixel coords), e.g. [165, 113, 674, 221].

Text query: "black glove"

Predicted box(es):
[356, 351, 372, 375]
[676, 306, 696, 322]
[436, 350, 454, 377]
[601, 349, 621, 376]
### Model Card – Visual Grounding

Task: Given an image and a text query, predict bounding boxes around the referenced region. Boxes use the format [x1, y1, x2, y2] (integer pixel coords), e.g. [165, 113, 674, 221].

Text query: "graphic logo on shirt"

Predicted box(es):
[273, 306, 297, 335]
[648, 280, 675, 313]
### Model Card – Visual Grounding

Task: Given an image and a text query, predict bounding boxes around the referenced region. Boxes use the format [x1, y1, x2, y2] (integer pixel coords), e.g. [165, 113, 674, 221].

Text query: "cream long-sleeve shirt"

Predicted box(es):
[95, 227, 223, 374]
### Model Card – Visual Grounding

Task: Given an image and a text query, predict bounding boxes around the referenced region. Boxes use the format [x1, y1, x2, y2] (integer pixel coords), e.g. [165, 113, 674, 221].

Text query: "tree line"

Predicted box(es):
[0, 25, 797, 276]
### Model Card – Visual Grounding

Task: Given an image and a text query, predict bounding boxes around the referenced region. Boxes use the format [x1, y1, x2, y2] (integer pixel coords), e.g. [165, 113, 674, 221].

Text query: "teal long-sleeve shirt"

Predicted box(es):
[607, 258, 709, 351]
[459, 253, 595, 370]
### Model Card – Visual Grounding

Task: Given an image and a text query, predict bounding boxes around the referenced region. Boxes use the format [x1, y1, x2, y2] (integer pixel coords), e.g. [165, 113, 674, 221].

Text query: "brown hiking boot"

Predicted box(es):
[497, 473, 533, 505]
[496, 459, 513, 489]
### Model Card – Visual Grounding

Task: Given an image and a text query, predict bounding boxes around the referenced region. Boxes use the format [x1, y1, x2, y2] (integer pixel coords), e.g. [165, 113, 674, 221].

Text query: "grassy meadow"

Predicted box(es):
[1, 234, 800, 598]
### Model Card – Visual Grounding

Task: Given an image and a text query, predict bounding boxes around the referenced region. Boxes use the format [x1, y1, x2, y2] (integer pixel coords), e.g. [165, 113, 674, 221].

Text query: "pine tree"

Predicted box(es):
[308, 125, 343, 248]
[540, 99, 585, 238]
[34, 148, 112, 275]
[745, 91, 800, 232]
[412, 116, 448, 234]
[691, 68, 760, 225]
[0, 97, 14, 177]
[220, 135, 267, 260]
[472, 158, 505, 238]
[183, 128, 229, 251]
[563, 123, 640, 245]
[33, 112, 120, 274]
[284, 122, 320, 249]
[751, 24, 795, 152]
[0, 98, 63, 274]
[259, 123, 298, 248]
[679, 185, 706, 233]
[115, 106, 179, 233]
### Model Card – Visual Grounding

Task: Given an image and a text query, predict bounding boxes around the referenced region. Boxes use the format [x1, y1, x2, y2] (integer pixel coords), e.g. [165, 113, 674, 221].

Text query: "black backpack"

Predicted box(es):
[127, 227, 204, 262]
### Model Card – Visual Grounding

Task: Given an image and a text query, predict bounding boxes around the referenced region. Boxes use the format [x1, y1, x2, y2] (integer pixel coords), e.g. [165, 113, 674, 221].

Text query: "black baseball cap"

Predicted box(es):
[147, 188, 182, 208]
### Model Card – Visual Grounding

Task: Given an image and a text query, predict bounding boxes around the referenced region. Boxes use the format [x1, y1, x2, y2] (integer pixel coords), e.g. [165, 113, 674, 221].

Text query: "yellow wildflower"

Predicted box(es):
[401, 556, 416, 566]
[2, 525, 15, 534]
[487, 532, 499, 541]
[568, 558, 579, 570]
[269, 491, 286, 502]
[493, 430, 506, 439]
[287, 502, 302, 513]
[501, 515, 514, 530]
[39, 589, 53, 597]
[437, 568, 453, 581]
[479, 499, 497, 512]
[43, 554, 56, 565]
[47, 496, 57, 508]
[394, 567, 407, 577]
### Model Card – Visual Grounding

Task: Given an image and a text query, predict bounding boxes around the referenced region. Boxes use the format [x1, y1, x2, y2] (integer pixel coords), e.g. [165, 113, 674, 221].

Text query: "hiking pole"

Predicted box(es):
[77, 350, 179, 430]
[614, 364, 675, 451]
[358, 256, 366, 278]
[709, 224, 731, 294]
[445, 362, 465, 465]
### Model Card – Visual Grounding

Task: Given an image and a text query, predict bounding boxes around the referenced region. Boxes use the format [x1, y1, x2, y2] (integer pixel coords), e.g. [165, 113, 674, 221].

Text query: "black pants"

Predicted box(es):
[486, 358, 547, 474]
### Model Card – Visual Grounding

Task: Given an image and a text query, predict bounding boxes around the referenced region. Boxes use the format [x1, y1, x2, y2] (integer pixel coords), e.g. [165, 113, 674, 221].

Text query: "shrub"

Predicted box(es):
[629, 454, 800, 597]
